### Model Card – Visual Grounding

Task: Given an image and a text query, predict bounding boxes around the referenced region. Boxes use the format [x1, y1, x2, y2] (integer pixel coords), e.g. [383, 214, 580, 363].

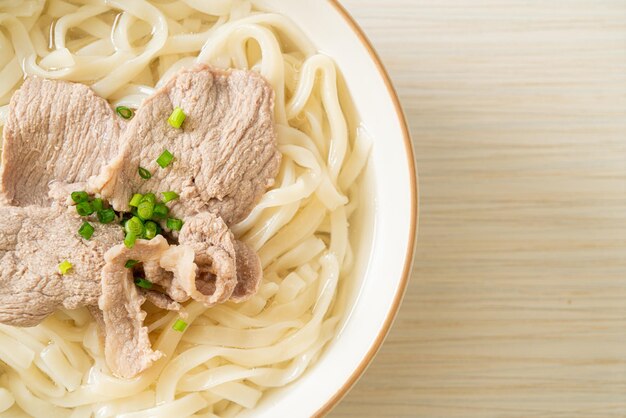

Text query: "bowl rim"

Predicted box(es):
[312, 1, 419, 416]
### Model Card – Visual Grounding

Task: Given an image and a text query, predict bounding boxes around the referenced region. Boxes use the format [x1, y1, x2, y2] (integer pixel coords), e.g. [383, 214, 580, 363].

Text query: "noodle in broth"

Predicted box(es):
[0, 1, 371, 416]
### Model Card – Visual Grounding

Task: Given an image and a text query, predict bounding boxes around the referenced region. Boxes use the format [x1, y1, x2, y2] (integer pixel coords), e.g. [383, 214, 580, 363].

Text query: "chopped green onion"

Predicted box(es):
[78, 222, 95, 240]
[172, 319, 188, 332]
[161, 191, 179, 203]
[129, 193, 143, 207]
[137, 201, 154, 220]
[71, 191, 89, 203]
[125, 216, 145, 236]
[168, 107, 186, 129]
[153, 203, 169, 219]
[91, 198, 104, 212]
[97, 209, 116, 224]
[120, 212, 133, 226]
[166, 217, 184, 231]
[125, 259, 139, 269]
[116, 106, 134, 120]
[76, 201, 94, 217]
[144, 221, 158, 240]
[124, 233, 137, 249]
[138, 167, 152, 180]
[156, 150, 174, 168]
[58, 260, 73, 275]
[134, 278, 153, 290]
[141, 193, 156, 204]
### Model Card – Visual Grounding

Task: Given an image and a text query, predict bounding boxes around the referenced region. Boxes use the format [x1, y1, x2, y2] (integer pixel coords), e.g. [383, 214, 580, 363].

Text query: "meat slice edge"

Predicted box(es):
[231, 240, 263, 303]
[99, 263, 162, 379]
[178, 212, 237, 305]
[178, 212, 263, 305]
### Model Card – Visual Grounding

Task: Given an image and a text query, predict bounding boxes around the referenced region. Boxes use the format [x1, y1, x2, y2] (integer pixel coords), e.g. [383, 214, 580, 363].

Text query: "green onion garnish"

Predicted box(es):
[134, 278, 153, 290]
[71, 191, 89, 204]
[116, 106, 134, 120]
[138, 167, 152, 180]
[144, 221, 158, 240]
[78, 222, 95, 240]
[153, 203, 169, 219]
[92, 198, 104, 212]
[58, 260, 73, 275]
[124, 233, 137, 249]
[125, 259, 139, 269]
[129, 194, 143, 207]
[156, 150, 174, 168]
[168, 107, 186, 129]
[76, 201, 94, 217]
[125, 216, 145, 236]
[97, 209, 116, 224]
[172, 319, 188, 332]
[141, 193, 156, 204]
[120, 212, 133, 226]
[137, 201, 154, 220]
[166, 218, 184, 231]
[161, 191, 179, 203]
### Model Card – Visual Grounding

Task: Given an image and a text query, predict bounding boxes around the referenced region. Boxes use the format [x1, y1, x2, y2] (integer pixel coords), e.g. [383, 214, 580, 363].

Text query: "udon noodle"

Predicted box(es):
[0, 1, 371, 416]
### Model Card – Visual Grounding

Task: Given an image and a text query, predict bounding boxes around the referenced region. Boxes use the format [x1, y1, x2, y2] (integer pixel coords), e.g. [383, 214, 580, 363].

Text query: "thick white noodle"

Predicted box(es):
[0, 1, 371, 416]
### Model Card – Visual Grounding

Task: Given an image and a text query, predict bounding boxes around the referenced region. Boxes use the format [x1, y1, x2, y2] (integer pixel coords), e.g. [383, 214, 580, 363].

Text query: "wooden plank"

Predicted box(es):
[331, 1, 626, 417]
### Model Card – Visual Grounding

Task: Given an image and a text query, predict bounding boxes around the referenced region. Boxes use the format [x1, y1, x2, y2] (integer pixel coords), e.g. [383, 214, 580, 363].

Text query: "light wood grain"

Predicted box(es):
[330, 1, 626, 417]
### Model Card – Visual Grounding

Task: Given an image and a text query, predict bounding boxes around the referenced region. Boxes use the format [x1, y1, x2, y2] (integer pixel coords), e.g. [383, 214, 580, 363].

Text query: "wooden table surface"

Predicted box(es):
[331, 1, 626, 417]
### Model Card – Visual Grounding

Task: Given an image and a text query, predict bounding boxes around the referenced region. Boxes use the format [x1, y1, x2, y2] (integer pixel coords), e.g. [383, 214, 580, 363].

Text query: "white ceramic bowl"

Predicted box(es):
[239, 1, 418, 416]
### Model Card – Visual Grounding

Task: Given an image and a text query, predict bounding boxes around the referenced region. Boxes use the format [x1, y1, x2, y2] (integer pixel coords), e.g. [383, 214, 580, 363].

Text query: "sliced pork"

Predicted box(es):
[100, 237, 197, 378]
[0, 205, 123, 326]
[0, 65, 278, 378]
[90, 64, 281, 226]
[178, 212, 262, 305]
[1, 77, 123, 206]
[0, 204, 261, 377]
[134, 213, 262, 306]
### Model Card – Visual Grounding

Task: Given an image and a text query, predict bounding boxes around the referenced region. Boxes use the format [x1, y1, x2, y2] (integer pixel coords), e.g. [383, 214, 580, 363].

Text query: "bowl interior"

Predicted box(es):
[239, 1, 416, 416]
